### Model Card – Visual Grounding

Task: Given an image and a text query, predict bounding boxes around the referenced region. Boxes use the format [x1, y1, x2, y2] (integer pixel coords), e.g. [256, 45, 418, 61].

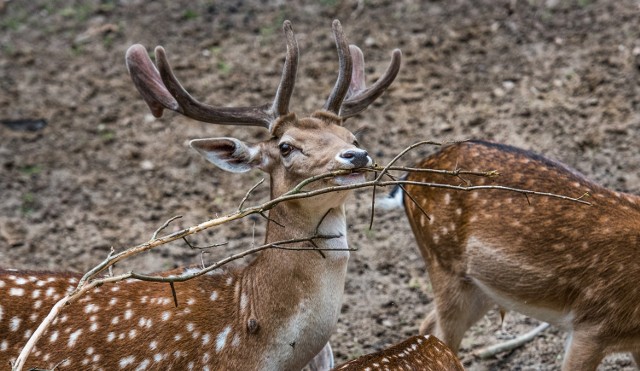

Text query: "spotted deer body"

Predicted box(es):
[403, 140, 640, 370]
[1, 20, 401, 370]
[332, 334, 463, 371]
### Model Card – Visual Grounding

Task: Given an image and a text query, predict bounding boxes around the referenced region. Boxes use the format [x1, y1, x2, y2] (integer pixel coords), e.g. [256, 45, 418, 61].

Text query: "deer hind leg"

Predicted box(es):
[420, 271, 493, 352]
[633, 351, 640, 368]
[562, 330, 605, 371]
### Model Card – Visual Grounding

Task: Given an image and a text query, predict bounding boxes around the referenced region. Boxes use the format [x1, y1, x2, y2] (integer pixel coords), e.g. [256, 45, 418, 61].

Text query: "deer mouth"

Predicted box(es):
[333, 170, 367, 186]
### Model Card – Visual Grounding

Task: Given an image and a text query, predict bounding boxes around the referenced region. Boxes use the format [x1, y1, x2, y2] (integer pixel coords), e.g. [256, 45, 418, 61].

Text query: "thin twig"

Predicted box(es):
[238, 178, 265, 211]
[471, 322, 550, 360]
[13, 140, 590, 371]
[369, 169, 378, 230]
[182, 237, 228, 250]
[152, 215, 183, 240]
[169, 282, 178, 308]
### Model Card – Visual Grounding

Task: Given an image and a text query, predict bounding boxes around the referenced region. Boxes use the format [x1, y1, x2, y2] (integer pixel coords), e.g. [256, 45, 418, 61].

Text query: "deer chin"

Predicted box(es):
[333, 171, 366, 186]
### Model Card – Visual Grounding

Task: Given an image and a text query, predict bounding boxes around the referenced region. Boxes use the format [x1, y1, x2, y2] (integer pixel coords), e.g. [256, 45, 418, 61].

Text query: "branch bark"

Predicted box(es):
[12, 140, 589, 371]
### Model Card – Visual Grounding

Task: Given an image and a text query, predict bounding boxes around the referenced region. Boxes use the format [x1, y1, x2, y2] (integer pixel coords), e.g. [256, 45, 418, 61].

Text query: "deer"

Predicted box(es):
[387, 139, 640, 370]
[332, 334, 464, 371]
[0, 20, 402, 370]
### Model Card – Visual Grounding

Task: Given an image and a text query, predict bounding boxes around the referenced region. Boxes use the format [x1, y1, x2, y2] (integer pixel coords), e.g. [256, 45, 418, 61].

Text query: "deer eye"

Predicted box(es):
[279, 142, 294, 157]
[353, 139, 361, 148]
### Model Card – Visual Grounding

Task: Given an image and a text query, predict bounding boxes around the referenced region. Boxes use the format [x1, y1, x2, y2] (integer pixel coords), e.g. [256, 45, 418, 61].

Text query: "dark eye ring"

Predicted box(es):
[279, 142, 293, 157]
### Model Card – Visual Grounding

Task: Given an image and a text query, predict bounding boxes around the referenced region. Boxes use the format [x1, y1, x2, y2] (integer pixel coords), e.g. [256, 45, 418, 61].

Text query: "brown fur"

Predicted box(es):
[332, 334, 463, 371]
[404, 140, 640, 371]
[0, 114, 364, 370]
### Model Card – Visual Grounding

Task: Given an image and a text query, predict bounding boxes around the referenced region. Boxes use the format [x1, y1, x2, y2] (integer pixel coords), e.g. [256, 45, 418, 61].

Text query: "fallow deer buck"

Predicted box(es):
[394, 140, 640, 370]
[0, 20, 402, 370]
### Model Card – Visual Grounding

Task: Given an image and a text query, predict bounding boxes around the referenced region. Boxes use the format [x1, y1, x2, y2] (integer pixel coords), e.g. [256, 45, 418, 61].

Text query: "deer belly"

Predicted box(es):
[465, 237, 575, 329]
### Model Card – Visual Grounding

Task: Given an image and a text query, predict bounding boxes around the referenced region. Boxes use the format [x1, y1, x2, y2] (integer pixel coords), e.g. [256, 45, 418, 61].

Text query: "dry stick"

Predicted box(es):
[238, 178, 265, 211]
[12, 141, 590, 371]
[12, 234, 342, 371]
[471, 322, 551, 360]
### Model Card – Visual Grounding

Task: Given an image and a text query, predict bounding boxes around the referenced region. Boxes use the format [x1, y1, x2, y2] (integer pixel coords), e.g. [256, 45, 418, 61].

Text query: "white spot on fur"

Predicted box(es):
[135, 359, 150, 371]
[202, 333, 210, 345]
[149, 341, 157, 350]
[210, 291, 218, 301]
[216, 326, 231, 352]
[119, 355, 135, 368]
[32, 290, 41, 299]
[107, 332, 115, 342]
[49, 330, 59, 343]
[240, 294, 248, 312]
[161, 311, 171, 321]
[124, 309, 133, 320]
[14, 277, 27, 285]
[68, 329, 82, 347]
[10, 287, 25, 296]
[10, 316, 21, 331]
[1, 340, 8, 351]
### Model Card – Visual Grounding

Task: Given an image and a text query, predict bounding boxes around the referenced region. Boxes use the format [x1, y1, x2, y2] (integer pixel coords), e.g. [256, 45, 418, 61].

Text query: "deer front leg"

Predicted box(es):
[301, 342, 334, 371]
[421, 266, 493, 351]
[562, 330, 605, 371]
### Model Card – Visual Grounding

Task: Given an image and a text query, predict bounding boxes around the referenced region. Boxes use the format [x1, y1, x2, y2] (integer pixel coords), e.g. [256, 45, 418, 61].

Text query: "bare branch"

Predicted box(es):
[471, 322, 550, 360]
[238, 178, 265, 211]
[152, 215, 183, 240]
[13, 140, 590, 370]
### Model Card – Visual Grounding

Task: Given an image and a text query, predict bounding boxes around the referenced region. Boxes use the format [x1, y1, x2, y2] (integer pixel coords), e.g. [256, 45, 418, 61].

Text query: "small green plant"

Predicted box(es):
[217, 60, 232, 75]
[21, 193, 37, 214]
[20, 165, 42, 176]
[183, 9, 198, 20]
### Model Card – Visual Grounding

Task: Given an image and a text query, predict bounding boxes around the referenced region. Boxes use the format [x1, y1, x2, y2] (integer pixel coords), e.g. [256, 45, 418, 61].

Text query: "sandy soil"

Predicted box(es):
[1, 0, 639, 369]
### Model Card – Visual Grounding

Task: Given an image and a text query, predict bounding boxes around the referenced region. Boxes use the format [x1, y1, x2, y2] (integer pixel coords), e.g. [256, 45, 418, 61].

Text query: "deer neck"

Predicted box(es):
[237, 200, 350, 369]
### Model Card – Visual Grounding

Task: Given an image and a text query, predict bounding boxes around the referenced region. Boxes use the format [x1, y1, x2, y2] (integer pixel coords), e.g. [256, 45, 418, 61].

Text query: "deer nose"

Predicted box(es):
[339, 149, 370, 168]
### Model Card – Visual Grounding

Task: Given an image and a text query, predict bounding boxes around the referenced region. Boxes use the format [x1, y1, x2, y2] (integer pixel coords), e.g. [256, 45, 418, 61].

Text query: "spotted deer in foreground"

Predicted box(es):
[332, 334, 464, 371]
[396, 140, 640, 370]
[0, 20, 402, 370]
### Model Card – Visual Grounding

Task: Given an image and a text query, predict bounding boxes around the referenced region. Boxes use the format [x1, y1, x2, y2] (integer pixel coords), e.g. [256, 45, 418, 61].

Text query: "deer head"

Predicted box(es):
[126, 20, 401, 209]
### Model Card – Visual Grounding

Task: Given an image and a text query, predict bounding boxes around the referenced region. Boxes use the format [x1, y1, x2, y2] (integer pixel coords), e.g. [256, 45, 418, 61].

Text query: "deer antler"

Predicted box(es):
[322, 20, 401, 118]
[323, 20, 353, 114]
[125, 21, 299, 131]
[339, 45, 402, 118]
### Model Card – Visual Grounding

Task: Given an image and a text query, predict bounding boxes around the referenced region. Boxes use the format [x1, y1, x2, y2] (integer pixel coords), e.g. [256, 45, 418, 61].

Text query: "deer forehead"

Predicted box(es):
[277, 118, 355, 149]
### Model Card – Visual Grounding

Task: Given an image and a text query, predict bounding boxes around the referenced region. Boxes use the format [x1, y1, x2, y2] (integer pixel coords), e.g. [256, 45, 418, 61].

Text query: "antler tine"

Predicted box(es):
[125, 44, 179, 118]
[271, 20, 299, 120]
[323, 20, 353, 114]
[126, 21, 302, 129]
[154, 46, 272, 128]
[339, 46, 402, 119]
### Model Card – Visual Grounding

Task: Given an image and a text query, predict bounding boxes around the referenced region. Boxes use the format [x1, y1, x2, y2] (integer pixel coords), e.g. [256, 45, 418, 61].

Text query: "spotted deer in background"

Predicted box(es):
[0, 20, 402, 370]
[393, 140, 640, 370]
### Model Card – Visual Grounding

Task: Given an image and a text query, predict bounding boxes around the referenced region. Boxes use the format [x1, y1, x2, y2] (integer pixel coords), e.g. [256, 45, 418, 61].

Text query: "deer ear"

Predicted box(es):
[190, 138, 263, 173]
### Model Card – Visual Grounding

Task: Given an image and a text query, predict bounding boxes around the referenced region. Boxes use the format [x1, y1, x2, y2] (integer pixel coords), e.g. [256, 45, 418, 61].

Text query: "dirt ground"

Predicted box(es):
[1, 0, 639, 369]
